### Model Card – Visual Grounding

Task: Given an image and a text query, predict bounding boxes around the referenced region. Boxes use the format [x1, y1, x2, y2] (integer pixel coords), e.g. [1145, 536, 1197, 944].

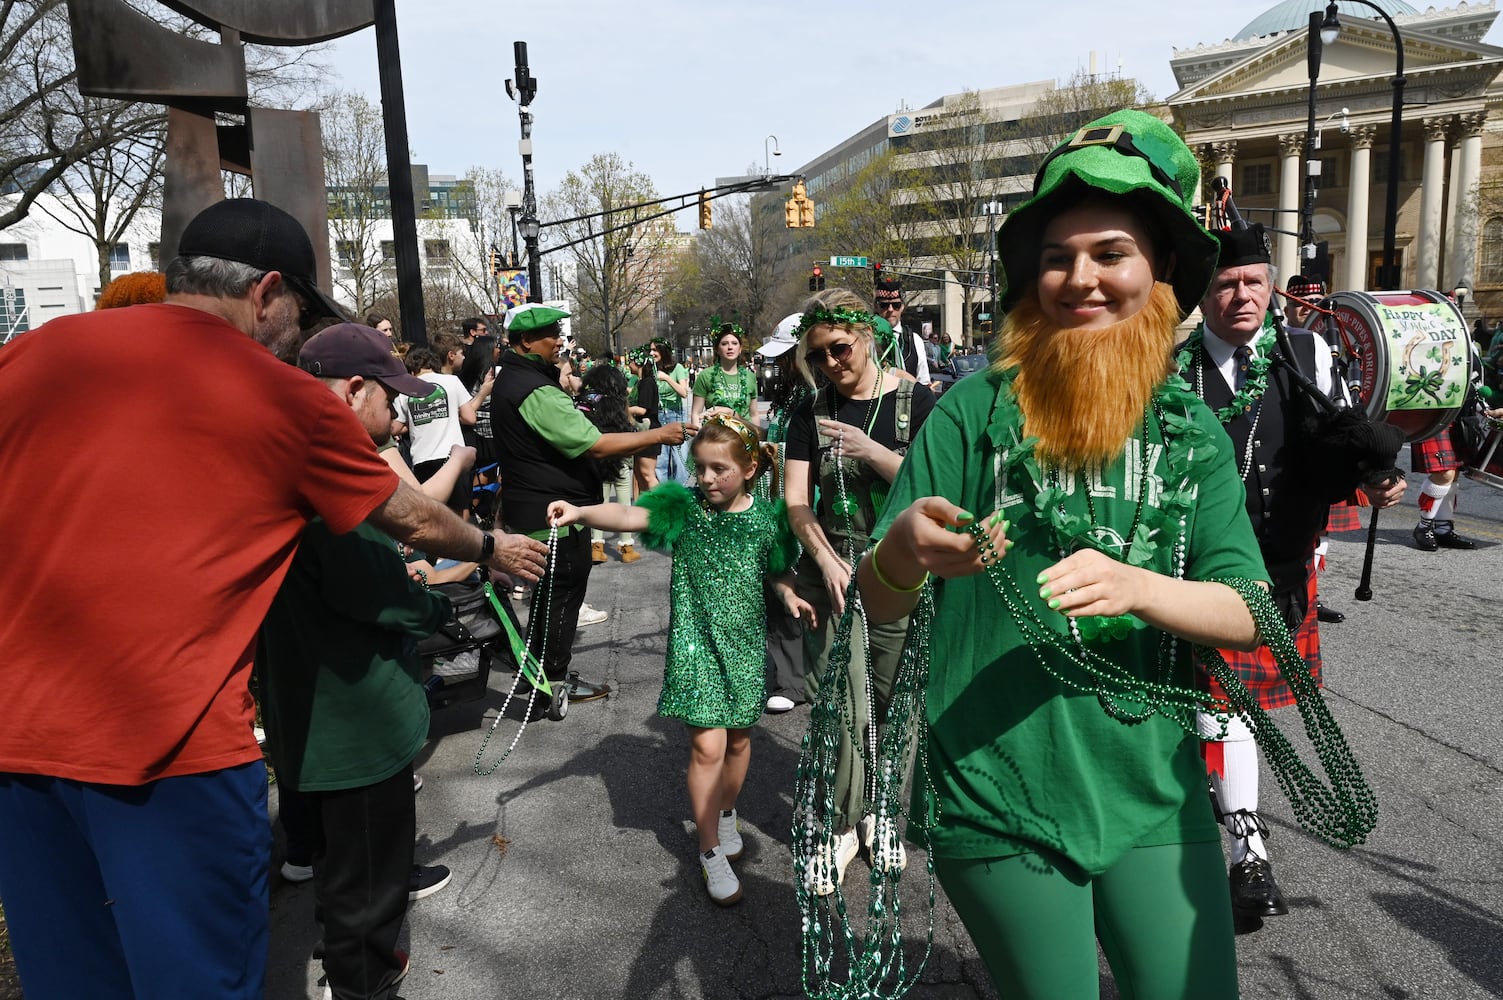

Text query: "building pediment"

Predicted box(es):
[1170, 18, 1503, 107]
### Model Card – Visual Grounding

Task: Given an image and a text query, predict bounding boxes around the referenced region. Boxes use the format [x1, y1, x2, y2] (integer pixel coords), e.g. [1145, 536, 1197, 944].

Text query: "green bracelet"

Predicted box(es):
[869, 538, 929, 593]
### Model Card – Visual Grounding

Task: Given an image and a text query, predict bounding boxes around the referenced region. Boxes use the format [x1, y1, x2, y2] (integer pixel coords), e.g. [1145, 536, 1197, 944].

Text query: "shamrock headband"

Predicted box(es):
[792, 307, 879, 340]
[626, 346, 652, 365]
[699, 411, 759, 460]
[709, 315, 746, 341]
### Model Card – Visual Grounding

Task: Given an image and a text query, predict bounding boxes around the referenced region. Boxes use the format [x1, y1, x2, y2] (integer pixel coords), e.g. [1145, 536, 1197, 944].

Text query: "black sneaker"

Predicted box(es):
[566, 672, 611, 703]
[409, 863, 451, 901]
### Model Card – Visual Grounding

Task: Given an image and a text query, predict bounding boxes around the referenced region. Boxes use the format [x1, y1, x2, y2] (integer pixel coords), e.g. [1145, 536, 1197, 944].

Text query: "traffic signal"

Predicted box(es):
[808, 265, 825, 292]
[872, 261, 883, 283]
[798, 197, 815, 228]
[785, 196, 799, 228]
[488, 246, 504, 275]
[698, 189, 712, 230]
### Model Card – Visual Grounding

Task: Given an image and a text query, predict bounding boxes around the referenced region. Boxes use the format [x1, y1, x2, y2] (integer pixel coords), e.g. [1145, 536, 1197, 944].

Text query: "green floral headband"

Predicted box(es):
[626, 346, 652, 365]
[792, 307, 878, 340]
[794, 307, 897, 360]
[710, 315, 746, 340]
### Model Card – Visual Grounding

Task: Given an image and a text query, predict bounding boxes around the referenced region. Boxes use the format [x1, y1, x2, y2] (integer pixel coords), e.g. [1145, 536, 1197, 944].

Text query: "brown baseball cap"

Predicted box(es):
[298, 323, 435, 396]
[177, 199, 346, 321]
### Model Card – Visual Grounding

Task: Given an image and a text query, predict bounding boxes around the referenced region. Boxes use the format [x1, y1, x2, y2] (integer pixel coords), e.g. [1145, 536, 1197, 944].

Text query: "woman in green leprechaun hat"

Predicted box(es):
[790, 109, 1377, 999]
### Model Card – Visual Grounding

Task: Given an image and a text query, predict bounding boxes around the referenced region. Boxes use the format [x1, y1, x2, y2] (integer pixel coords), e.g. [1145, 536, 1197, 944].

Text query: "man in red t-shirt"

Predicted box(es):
[0, 199, 547, 1000]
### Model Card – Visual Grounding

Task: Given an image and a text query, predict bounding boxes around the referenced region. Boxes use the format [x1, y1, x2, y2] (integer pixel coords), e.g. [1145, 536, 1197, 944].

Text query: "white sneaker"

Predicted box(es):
[717, 809, 743, 861]
[805, 827, 860, 896]
[765, 694, 796, 714]
[700, 845, 743, 905]
[577, 604, 609, 627]
[858, 813, 907, 874]
[280, 860, 314, 883]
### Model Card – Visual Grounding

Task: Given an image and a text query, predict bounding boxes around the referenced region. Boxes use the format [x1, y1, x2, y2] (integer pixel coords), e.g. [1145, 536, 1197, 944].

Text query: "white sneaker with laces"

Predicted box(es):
[859, 813, 907, 874]
[717, 809, 743, 860]
[700, 845, 743, 905]
[577, 603, 609, 627]
[805, 827, 860, 896]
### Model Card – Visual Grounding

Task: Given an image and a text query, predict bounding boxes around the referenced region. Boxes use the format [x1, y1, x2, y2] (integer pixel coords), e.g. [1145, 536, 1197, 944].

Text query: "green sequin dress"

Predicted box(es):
[638, 481, 799, 728]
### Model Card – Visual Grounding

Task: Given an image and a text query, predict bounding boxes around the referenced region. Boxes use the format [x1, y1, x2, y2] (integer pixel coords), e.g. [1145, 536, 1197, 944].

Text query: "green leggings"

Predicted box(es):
[936, 840, 1239, 999]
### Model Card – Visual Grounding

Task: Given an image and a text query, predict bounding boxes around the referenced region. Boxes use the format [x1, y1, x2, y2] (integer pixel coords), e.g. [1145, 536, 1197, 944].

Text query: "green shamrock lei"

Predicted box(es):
[990, 375, 1223, 643]
[1173, 323, 1277, 424]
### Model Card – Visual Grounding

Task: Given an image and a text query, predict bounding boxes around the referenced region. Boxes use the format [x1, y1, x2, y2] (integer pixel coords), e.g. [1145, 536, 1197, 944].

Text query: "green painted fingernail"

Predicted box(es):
[1048, 597, 1062, 610]
[957, 510, 974, 523]
[1039, 586, 1053, 599]
[988, 511, 1004, 526]
[1001, 519, 1010, 532]
[1036, 572, 1048, 585]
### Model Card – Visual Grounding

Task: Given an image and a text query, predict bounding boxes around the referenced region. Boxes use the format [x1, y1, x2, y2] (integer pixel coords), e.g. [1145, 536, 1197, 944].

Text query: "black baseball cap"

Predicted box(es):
[298, 323, 435, 396]
[178, 199, 346, 320]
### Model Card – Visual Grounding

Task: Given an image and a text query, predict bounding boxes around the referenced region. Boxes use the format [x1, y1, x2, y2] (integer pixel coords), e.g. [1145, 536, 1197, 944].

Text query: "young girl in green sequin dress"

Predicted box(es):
[547, 414, 813, 907]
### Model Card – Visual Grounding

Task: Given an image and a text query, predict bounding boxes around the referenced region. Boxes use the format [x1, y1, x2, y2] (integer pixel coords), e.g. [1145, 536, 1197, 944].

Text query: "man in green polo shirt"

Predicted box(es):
[491, 304, 689, 716]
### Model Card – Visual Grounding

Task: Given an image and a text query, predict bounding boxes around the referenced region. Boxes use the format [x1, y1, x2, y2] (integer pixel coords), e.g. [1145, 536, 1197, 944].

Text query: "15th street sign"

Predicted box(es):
[830, 255, 870, 268]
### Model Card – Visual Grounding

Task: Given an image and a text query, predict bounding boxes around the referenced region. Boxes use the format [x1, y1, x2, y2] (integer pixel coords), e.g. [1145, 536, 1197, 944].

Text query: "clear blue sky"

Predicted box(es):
[322, 0, 1500, 226]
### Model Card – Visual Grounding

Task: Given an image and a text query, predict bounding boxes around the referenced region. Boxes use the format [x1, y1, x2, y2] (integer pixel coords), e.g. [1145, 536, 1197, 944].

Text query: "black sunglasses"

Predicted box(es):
[804, 341, 856, 368]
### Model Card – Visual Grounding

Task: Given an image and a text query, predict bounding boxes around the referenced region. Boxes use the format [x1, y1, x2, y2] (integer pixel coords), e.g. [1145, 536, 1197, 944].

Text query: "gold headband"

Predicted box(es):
[700, 412, 758, 459]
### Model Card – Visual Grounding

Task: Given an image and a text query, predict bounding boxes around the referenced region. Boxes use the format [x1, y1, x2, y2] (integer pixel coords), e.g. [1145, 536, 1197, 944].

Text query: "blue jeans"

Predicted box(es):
[0, 762, 270, 999]
[656, 404, 690, 485]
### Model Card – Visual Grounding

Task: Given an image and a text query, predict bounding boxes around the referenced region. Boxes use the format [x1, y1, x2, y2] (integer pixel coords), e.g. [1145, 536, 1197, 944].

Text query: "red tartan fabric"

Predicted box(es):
[1326, 498, 1363, 532]
[1412, 427, 1460, 473]
[1202, 558, 1323, 711]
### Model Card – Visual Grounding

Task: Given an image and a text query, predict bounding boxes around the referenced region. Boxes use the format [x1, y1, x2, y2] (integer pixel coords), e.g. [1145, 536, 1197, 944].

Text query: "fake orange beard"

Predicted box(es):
[997, 282, 1182, 469]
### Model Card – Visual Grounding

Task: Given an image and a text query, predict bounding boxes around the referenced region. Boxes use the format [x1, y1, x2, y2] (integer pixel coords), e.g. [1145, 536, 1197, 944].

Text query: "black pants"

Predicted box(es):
[528, 526, 594, 683]
[280, 766, 415, 1000]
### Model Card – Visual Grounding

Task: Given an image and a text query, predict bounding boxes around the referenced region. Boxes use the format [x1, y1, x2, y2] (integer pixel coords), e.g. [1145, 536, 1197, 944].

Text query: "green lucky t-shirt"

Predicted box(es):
[691, 364, 757, 418]
[872, 370, 1267, 875]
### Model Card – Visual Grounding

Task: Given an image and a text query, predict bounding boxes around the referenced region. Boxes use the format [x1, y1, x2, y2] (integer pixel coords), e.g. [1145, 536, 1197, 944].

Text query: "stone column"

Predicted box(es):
[1449, 112, 1487, 288]
[1277, 133, 1303, 280]
[1344, 126, 1376, 291]
[1416, 117, 1450, 288]
[1212, 140, 1237, 184]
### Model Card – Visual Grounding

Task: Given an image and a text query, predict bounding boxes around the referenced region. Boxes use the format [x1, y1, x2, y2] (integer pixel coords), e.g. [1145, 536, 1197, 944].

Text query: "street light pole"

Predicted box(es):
[1321, 0, 1405, 288]
[764, 135, 781, 175]
[507, 41, 543, 303]
[1302, 10, 1325, 277]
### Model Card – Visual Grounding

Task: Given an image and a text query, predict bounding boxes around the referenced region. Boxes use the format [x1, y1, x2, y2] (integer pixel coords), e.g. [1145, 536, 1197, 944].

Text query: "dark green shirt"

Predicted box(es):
[255, 520, 450, 791]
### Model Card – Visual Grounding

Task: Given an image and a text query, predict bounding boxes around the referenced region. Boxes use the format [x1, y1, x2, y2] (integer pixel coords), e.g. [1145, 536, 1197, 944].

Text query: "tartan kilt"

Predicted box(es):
[1412, 427, 1460, 473]
[1326, 497, 1364, 533]
[1200, 558, 1323, 711]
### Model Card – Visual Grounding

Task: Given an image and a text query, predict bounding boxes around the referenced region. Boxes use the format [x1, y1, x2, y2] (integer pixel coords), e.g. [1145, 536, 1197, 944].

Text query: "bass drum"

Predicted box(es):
[1309, 290, 1477, 443]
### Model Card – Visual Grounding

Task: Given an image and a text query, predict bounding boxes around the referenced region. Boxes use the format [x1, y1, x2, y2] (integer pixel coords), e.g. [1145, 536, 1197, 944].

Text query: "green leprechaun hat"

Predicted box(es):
[996, 108, 1217, 316]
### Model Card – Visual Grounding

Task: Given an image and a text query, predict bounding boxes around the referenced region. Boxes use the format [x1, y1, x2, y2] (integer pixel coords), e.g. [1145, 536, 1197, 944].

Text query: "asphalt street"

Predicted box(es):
[265, 462, 1503, 1000]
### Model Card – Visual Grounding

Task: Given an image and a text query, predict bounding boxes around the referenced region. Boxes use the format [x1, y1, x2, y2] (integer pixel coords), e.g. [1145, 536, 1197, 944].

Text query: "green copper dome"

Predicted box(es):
[1235, 0, 1418, 40]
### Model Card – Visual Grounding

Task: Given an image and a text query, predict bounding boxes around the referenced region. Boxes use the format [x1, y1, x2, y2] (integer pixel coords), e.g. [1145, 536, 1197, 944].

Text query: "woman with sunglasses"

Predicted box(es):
[783, 287, 935, 895]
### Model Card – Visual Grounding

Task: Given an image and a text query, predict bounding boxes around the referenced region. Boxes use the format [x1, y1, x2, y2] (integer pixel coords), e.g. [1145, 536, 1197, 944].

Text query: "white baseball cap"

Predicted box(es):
[758, 313, 802, 359]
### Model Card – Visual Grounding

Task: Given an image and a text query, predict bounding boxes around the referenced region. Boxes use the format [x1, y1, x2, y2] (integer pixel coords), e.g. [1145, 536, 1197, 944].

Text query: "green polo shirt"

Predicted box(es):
[516, 354, 601, 539]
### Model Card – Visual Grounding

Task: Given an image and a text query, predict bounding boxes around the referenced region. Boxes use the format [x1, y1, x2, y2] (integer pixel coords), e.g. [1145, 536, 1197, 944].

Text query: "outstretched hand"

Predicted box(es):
[547, 500, 581, 528]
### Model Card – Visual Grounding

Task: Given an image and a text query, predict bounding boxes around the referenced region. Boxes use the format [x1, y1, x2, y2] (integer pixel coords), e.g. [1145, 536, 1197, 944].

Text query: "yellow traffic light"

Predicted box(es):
[799, 197, 815, 228]
[785, 197, 799, 228]
[698, 189, 712, 230]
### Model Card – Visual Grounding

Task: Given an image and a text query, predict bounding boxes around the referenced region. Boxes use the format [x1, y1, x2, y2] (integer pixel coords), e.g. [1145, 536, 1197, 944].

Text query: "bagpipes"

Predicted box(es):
[1204, 178, 1406, 602]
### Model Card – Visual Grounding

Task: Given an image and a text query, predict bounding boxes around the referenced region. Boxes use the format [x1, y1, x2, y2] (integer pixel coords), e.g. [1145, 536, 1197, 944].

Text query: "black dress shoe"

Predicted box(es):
[1433, 528, 1478, 550]
[1229, 857, 1288, 918]
[1316, 602, 1345, 624]
[1413, 524, 1439, 551]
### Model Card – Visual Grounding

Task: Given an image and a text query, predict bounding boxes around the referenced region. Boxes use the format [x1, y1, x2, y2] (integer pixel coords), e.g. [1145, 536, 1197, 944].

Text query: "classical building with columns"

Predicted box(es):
[1168, 0, 1503, 315]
